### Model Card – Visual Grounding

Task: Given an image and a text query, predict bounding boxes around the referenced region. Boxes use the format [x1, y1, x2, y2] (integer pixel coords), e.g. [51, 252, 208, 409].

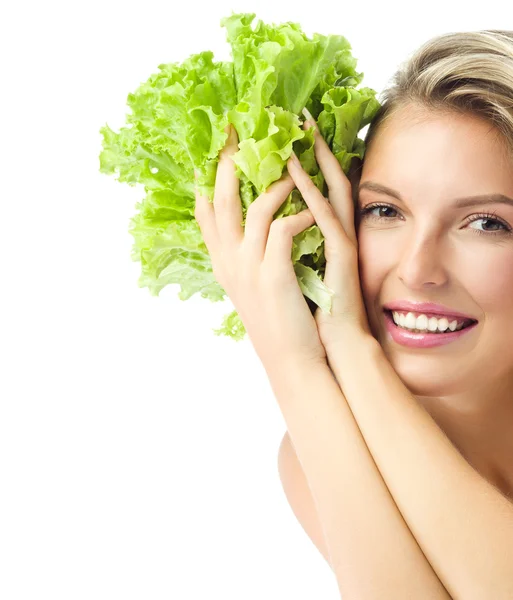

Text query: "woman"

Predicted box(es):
[195, 30, 513, 599]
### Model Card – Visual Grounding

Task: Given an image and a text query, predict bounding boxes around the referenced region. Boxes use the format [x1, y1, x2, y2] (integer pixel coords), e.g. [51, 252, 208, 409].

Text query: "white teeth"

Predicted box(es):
[392, 311, 464, 333]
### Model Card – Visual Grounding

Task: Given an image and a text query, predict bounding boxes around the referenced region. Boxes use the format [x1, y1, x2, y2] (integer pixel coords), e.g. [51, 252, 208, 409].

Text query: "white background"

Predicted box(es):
[1, 1, 509, 598]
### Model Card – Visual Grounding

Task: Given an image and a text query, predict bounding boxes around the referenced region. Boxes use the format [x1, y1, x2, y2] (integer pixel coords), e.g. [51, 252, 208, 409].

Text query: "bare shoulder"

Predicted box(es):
[277, 430, 333, 570]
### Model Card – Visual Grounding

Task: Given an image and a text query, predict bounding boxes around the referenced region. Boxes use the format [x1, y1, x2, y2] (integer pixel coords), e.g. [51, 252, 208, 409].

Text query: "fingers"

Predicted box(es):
[242, 173, 297, 263]
[301, 109, 357, 247]
[263, 207, 315, 272]
[194, 169, 221, 258]
[214, 124, 244, 248]
[287, 152, 353, 261]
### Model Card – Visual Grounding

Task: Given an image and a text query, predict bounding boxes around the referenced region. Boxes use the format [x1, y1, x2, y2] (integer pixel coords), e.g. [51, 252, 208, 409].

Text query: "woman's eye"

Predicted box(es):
[466, 216, 509, 234]
[358, 204, 398, 220]
[358, 203, 512, 237]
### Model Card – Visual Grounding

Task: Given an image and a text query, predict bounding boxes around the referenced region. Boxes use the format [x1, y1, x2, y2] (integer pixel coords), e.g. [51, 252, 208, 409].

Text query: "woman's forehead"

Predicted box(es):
[363, 115, 512, 178]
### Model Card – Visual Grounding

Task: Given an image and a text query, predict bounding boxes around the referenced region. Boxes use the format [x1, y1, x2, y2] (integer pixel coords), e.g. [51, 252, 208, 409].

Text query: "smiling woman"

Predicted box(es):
[278, 28, 513, 600]
[349, 29, 513, 493]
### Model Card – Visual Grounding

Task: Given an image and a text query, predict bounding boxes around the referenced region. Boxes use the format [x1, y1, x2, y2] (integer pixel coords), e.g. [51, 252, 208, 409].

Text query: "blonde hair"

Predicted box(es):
[362, 30, 513, 163]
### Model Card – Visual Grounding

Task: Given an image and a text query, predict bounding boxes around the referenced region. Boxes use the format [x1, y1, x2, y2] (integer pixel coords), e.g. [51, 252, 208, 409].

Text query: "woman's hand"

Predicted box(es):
[288, 110, 373, 353]
[194, 123, 327, 371]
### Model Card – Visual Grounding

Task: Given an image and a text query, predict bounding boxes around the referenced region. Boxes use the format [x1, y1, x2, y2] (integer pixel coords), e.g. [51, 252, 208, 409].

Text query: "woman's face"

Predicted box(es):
[355, 104, 513, 398]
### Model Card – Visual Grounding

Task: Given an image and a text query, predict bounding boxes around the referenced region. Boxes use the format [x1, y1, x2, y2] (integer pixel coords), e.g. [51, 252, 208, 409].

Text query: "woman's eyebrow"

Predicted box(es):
[358, 181, 513, 209]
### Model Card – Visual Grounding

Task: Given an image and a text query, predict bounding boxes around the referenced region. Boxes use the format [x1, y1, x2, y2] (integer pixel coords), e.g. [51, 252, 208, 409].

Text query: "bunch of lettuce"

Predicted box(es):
[99, 12, 380, 341]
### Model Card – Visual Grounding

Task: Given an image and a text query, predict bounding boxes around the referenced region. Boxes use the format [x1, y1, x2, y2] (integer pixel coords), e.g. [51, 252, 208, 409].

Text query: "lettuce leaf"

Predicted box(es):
[99, 12, 380, 341]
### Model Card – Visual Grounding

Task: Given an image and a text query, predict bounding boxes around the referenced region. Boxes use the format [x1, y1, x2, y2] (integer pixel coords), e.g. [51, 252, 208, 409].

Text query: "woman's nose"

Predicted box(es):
[395, 235, 449, 289]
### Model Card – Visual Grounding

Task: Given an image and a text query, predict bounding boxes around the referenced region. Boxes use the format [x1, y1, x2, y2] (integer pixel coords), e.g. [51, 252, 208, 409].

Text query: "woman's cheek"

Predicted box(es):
[357, 233, 387, 331]
[357, 232, 385, 295]
[474, 251, 513, 313]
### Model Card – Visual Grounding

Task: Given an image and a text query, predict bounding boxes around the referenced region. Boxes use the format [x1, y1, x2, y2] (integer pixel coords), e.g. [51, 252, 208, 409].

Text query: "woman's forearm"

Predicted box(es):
[265, 356, 451, 599]
[325, 328, 513, 600]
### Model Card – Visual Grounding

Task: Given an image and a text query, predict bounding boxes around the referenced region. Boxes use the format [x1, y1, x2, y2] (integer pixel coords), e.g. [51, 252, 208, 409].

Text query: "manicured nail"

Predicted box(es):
[290, 150, 300, 166]
[228, 123, 238, 141]
[302, 107, 314, 122]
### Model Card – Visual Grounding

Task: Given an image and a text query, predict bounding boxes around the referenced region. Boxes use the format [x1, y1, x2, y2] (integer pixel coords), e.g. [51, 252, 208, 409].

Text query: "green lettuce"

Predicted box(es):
[99, 12, 380, 341]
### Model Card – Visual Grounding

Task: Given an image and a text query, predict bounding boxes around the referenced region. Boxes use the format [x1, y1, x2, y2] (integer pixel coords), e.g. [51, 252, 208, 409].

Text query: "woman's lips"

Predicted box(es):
[384, 309, 477, 328]
[382, 310, 478, 349]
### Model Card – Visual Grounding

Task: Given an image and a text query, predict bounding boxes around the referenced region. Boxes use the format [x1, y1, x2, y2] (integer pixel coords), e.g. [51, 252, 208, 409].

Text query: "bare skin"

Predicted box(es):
[354, 103, 513, 499]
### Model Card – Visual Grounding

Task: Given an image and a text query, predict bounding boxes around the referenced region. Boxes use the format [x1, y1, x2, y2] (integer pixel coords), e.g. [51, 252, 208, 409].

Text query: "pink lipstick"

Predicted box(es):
[383, 310, 478, 348]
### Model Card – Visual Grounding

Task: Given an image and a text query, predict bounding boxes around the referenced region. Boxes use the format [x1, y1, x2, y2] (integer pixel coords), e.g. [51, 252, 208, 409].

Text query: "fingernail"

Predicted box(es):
[290, 150, 300, 166]
[301, 107, 318, 134]
[302, 107, 314, 122]
[227, 123, 238, 142]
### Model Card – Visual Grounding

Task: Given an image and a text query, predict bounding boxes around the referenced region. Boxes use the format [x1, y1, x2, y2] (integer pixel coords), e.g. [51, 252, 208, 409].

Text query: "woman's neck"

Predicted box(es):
[416, 383, 513, 499]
